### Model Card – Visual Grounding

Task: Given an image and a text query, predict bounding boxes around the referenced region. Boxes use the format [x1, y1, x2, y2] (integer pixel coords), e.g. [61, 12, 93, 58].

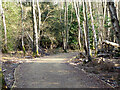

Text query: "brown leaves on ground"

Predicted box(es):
[68, 53, 120, 88]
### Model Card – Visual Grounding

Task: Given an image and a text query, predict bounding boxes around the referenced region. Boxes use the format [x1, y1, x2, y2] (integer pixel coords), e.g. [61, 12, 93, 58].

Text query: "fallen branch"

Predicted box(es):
[103, 40, 120, 47]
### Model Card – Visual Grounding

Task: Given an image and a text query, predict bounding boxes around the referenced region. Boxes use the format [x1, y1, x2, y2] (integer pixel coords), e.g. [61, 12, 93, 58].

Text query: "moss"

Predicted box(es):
[33, 51, 39, 57]
[22, 46, 26, 56]
[36, 50, 39, 56]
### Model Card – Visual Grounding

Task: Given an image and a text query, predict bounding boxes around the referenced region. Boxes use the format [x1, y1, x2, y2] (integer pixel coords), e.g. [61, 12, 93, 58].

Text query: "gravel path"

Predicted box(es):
[13, 52, 111, 88]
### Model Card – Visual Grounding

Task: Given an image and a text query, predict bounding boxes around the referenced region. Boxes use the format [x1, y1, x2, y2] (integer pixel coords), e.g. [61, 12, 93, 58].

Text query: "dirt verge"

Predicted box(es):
[67, 52, 120, 88]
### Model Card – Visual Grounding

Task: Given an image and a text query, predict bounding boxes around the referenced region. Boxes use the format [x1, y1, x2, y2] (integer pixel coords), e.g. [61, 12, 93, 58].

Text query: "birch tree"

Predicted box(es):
[103, 0, 107, 25]
[66, 1, 69, 51]
[32, 0, 39, 55]
[20, 0, 25, 55]
[70, 1, 73, 23]
[37, 0, 41, 39]
[103, 0, 109, 41]
[83, 1, 91, 61]
[63, 1, 68, 52]
[74, 0, 82, 50]
[0, 0, 7, 52]
[88, 0, 98, 52]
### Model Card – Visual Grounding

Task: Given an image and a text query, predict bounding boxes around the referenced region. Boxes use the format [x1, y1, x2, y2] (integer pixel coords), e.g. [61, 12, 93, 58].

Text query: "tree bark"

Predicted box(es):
[107, 7, 111, 41]
[66, 1, 69, 50]
[74, 0, 82, 50]
[37, 0, 41, 39]
[83, 1, 91, 61]
[103, 40, 120, 47]
[103, 0, 107, 25]
[63, 1, 68, 52]
[107, 2, 120, 45]
[88, 0, 98, 52]
[97, 2, 103, 49]
[32, 0, 38, 55]
[71, 1, 73, 23]
[115, 0, 119, 20]
[20, 0, 25, 55]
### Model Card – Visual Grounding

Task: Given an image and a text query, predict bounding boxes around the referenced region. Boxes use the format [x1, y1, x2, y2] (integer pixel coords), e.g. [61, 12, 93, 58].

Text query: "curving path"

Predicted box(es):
[13, 52, 111, 88]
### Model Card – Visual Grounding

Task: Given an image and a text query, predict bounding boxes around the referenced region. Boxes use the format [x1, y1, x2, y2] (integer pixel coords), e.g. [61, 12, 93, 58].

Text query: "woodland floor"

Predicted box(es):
[1, 50, 120, 88]
[68, 52, 120, 88]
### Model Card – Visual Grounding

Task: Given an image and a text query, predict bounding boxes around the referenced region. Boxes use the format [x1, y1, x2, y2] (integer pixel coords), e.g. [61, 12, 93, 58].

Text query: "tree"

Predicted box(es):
[83, 1, 91, 61]
[107, 1, 120, 45]
[37, 0, 41, 40]
[88, 0, 98, 52]
[32, 0, 39, 55]
[0, 0, 7, 53]
[66, 1, 69, 51]
[63, 1, 68, 52]
[20, 0, 25, 55]
[74, 0, 82, 50]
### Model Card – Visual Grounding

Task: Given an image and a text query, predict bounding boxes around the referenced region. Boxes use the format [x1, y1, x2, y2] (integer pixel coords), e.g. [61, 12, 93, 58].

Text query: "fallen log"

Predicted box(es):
[97, 53, 110, 58]
[103, 40, 120, 47]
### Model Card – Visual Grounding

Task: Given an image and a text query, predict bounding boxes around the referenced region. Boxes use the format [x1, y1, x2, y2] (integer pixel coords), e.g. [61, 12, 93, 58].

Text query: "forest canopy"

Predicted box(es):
[0, 0, 120, 59]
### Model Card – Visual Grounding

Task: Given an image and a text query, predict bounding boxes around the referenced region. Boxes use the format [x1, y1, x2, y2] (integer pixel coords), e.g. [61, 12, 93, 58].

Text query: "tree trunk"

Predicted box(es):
[37, 0, 41, 39]
[103, 40, 120, 47]
[107, 2, 120, 45]
[115, 0, 119, 20]
[66, 1, 69, 50]
[98, 2, 104, 49]
[0, 0, 7, 52]
[63, 1, 67, 52]
[74, 0, 82, 50]
[107, 7, 111, 41]
[50, 39, 53, 50]
[103, 0, 107, 25]
[32, 0, 38, 55]
[71, 1, 73, 23]
[83, 1, 91, 61]
[20, 0, 25, 55]
[88, 0, 98, 52]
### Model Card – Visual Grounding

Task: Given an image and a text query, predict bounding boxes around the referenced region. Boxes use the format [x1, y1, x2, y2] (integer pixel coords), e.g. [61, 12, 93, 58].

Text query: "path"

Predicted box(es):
[13, 52, 111, 88]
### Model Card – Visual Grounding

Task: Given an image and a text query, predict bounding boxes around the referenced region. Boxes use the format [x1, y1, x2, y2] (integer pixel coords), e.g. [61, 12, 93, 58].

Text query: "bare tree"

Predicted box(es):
[74, 0, 82, 50]
[0, 0, 7, 52]
[107, 1, 120, 44]
[20, 0, 25, 55]
[103, 0, 107, 25]
[83, 0, 91, 61]
[32, 0, 39, 55]
[66, 1, 69, 51]
[115, 0, 119, 20]
[88, 0, 98, 52]
[70, 1, 73, 23]
[63, 1, 68, 52]
[37, 0, 41, 39]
